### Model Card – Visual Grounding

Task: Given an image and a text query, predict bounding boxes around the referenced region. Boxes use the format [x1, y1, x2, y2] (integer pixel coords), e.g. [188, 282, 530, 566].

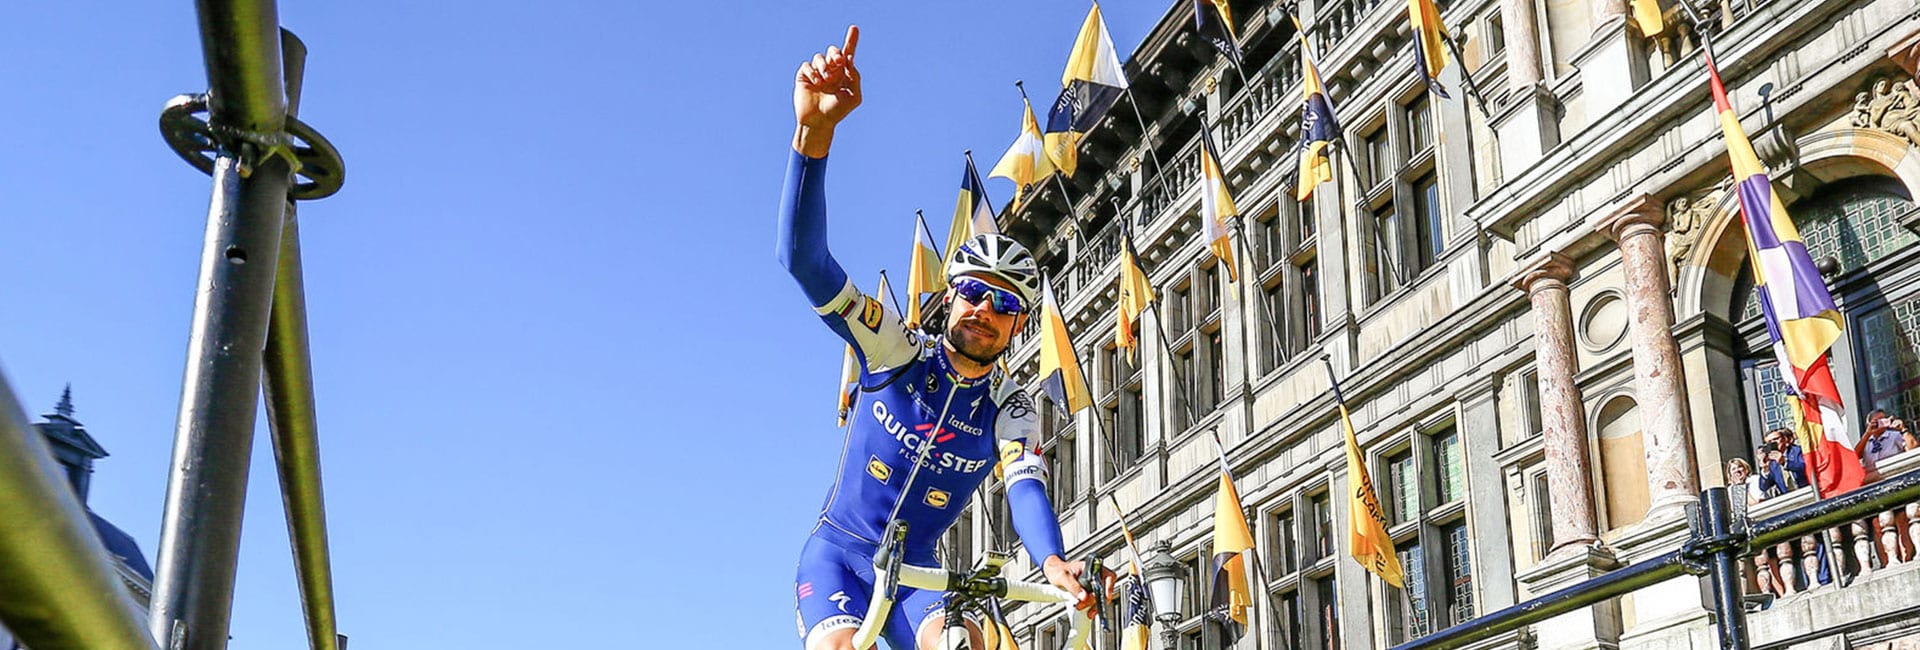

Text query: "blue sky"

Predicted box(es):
[0, 2, 1171, 647]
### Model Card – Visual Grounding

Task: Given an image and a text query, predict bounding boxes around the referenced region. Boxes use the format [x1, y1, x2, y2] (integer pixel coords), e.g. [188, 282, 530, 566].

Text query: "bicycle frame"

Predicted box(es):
[851, 521, 1092, 650]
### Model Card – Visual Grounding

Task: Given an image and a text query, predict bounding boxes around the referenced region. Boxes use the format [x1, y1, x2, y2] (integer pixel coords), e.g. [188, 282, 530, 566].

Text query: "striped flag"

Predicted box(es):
[991, 96, 1058, 212]
[1207, 466, 1255, 646]
[1193, 0, 1244, 69]
[1408, 0, 1452, 98]
[1197, 123, 1241, 283]
[947, 156, 1000, 270]
[1296, 33, 1342, 201]
[1707, 51, 1863, 495]
[1116, 224, 1156, 365]
[1328, 361, 1405, 587]
[1045, 5, 1129, 177]
[907, 212, 944, 328]
[1037, 277, 1093, 413]
[1119, 576, 1153, 650]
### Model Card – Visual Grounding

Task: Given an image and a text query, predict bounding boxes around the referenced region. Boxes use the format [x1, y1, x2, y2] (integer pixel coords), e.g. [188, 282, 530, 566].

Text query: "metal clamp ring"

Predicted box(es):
[159, 93, 346, 201]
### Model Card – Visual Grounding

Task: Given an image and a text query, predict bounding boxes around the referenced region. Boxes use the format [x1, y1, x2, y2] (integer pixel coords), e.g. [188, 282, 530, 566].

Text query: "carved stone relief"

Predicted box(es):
[1664, 182, 1729, 279]
[1852, 76, 1920, 148]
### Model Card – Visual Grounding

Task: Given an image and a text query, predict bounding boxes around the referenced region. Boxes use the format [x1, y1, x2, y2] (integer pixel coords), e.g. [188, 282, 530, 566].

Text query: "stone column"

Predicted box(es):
[1490, 0, 1561, 173]
[1572, 0, 1649, 120]
[1600, 197, 1700, 516]
[1514, 254, 1601, 552]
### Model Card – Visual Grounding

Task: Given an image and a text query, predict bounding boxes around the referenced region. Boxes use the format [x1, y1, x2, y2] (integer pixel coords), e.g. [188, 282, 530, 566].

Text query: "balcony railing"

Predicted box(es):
[1738, 448, 1920, 599]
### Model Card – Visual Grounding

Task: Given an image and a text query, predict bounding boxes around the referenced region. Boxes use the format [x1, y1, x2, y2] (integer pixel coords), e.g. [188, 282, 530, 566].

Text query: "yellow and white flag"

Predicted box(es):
[1037, 278, 1092, 413]
[1044, 5, 1129, 177]
[1197, 123, 1240, 283]
[906, 212, 944, 328]
[990, 96, 1057, 212]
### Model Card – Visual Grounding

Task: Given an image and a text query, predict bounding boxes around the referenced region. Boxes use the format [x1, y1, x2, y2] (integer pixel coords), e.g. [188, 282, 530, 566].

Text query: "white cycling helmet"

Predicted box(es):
[948, 233, 1041, 305]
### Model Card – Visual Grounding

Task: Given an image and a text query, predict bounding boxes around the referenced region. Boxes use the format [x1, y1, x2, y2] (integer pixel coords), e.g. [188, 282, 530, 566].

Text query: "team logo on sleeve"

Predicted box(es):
[858, 298, 885, 331]
[867, 456, 893, 483]
[924, 488, 951, 508]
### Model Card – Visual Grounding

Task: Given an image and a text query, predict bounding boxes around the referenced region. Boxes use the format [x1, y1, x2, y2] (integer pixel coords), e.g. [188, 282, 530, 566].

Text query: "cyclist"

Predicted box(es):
[779, 26, 1110, 650]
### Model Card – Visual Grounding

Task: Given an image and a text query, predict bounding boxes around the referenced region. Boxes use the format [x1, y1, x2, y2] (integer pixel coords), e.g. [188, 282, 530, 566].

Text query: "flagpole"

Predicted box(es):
[1091, 0, 1175, 225]
[1334, 143, 1409, 288]
[877, 269, 904, 316]
[1439, 31, 1494, 123]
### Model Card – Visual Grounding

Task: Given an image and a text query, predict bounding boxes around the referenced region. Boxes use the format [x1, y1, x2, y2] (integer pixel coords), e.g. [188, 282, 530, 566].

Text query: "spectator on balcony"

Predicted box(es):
[1858, 409, 1911, 481]
[1858, 409, 1914, 566]
[1759, 428, 1808, 496]
[1728, 458, 1786, 595]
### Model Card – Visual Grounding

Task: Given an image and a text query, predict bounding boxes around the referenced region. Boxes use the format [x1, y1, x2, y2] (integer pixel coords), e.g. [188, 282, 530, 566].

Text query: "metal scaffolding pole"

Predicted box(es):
[263, 29, 342, 650]
[150, 1, 294, 648]
[0, 369, 159, 650]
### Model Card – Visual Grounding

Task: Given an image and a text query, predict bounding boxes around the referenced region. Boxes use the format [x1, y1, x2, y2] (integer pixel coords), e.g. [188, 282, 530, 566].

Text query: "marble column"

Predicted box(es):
[1491, 0, 1560, 172]
[1600, 197, 1700, 516]
[1514, 254, 1601, 552]
[1572, 0, 1649, 120]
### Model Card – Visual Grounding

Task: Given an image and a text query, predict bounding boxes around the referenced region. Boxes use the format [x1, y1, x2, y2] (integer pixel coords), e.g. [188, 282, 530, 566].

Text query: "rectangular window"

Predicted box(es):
[1391, 542, 1432, 643]
[1269, 509, 1297, 575]
[1388, 450, 1419, 525]
[1484, 13, 1506, 59]
[1202, 266, 1221, 317]
[1406, 96, 1433, 157]
[1312, 493, 1335, 560]
[1518, 370, 1543, 437]
[1175, 347, 1198, 431]
[1205, 328, 1225, 410]
[1444, 522, 1475, 625]
[1433, 427, 1465, 504]
[1370, 202, 1404, 300]
[1273, 590, 1303, 650]
[1261, 280, 1287, 374]
[1413, 174, 1443, 270]
[1185, 552, 1208, 622]
[1365, 129, 1392, 188]
[1315, 577, 1341, 650]
[989, 483, 1012, 547]
[1170, 283, 1192, 333]
[1296, 196, 1317, 242]
[1530, 471, 1555, 559]
[951, 509, 974, 568]
[1049, 433, 1077, 506]
[1300, 261, 1322, 341]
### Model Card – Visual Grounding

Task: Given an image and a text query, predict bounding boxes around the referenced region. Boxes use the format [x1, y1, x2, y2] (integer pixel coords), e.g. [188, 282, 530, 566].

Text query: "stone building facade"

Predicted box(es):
[947, 0, 1920, 647]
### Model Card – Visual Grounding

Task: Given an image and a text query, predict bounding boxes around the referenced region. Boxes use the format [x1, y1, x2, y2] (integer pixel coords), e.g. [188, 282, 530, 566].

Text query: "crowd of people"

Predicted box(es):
[1725, 409, 1920, 598]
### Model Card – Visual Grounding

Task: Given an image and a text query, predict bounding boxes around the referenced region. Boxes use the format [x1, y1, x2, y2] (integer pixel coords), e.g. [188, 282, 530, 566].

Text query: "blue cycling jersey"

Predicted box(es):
[777, 150, 1065, 565]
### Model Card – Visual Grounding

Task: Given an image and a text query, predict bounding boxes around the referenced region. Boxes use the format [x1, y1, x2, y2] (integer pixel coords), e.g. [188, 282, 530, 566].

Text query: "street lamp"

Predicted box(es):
[1142, 541, 1187, 650]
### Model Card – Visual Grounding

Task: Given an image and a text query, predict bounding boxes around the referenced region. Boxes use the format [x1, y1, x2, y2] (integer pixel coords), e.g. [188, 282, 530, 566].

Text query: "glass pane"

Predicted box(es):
[1792, 180, 1919, 277]
[1530, 472, 1554, 559]
[1444, 522, 1475, 625]
[1415, 175, 1442, 269]
[1434, 428, 1464, 503]
[1393, 542, 1431, 642]
[1207, 330, 1225, 410]
[1313, 494, 1335, 559]
[1388, 451, 1418, 525]
[1407, 97, 1432, 156]
[1855, 299, 1920, 422]
[1275, 590, 1303, 650]
[1270, 510, 1297, 575]
[1366, 130, 1391, 186]
[1315, 577, 1341, 650]
[1301, 262, 1322, 340]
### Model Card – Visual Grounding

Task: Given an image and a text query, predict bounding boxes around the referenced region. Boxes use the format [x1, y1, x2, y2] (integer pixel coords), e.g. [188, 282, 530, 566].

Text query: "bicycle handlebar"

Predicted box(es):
[850, 562, 1092, 650]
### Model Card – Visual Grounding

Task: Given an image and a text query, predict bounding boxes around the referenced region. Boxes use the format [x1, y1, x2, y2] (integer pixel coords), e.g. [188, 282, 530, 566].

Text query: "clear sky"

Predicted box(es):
[0, 2, 1173, 648]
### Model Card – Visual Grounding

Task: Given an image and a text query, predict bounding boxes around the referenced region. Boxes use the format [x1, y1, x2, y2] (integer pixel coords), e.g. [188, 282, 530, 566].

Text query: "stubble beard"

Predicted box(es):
[946, 320, 1006, 366]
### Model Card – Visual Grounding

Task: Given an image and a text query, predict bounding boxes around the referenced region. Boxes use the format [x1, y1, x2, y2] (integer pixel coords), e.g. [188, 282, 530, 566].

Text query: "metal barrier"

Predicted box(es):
[0, 2, 344, 649]
[1394, 467, 1920, 650]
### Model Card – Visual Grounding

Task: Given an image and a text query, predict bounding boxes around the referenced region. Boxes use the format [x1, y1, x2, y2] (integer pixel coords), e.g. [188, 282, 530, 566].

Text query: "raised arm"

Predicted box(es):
[777, 25, 863, 306]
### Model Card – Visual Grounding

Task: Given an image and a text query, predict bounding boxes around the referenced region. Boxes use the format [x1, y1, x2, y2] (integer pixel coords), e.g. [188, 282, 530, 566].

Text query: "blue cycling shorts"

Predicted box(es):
[793, 523, 977, 650]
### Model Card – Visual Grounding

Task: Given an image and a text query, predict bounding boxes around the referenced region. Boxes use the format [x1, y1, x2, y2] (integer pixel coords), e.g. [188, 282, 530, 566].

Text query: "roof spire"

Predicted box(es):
[55, 384, 74, 418]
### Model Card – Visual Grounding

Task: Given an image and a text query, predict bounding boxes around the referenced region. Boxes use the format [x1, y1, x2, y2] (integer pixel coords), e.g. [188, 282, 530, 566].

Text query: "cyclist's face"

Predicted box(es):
[946, 274, 1027, 363]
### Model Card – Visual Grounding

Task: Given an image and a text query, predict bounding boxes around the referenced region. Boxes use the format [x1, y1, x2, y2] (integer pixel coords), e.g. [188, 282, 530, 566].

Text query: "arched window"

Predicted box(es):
[1733, 177, 1920, 450]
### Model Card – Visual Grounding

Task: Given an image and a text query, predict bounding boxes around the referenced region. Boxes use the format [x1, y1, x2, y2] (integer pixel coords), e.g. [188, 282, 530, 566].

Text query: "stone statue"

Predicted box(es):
[1853, 76, 1920, 147]
[1665, 184, 1726, 281]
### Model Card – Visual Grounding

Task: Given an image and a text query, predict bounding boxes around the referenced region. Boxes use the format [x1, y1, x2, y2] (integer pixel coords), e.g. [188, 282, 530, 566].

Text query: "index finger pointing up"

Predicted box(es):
[843, 25, 860, 58]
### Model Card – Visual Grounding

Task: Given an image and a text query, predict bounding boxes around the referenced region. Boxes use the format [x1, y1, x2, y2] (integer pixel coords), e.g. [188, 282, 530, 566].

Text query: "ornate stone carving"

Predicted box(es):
[1663, 182, 1727, 278]
[1852, 76, 1920, 148]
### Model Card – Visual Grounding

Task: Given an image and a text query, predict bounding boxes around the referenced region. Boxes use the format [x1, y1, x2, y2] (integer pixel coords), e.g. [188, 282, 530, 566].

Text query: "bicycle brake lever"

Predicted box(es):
[1079, 555, 1105, 623]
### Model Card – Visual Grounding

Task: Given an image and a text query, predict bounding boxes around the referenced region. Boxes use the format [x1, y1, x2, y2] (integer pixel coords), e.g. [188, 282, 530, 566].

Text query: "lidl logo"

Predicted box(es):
[924, 488, 951, 509]
[867, 456, 892, 483]
[859, 298, 884, 330]
[999, 441, 1025, 465]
